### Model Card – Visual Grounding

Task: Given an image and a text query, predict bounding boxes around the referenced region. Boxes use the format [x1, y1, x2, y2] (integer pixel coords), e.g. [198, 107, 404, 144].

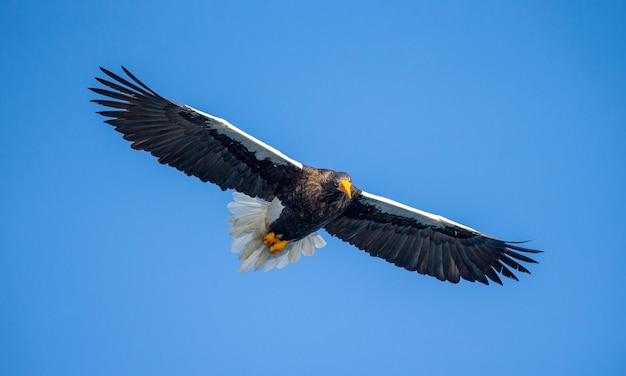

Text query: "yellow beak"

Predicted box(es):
[337, 179, 352, 199]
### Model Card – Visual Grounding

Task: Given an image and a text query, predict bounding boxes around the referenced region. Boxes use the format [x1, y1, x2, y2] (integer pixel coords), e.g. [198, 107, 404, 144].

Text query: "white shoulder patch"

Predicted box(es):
[186, 105, 304, 169]
[360, 191, 479, 233]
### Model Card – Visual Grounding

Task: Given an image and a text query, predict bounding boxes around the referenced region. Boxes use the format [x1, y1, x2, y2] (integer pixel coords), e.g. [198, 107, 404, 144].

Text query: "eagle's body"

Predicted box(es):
[271, 167, 354, 241]
[91, 67, 541, 285]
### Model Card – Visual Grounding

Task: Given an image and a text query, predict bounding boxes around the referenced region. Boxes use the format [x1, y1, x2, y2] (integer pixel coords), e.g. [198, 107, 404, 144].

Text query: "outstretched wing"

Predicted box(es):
[325, 191, 541, 284]
[90, 67, 302, 200]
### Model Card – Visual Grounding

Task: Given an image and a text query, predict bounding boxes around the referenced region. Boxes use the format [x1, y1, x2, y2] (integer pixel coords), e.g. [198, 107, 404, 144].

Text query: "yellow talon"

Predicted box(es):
[263, 232, 288, 254]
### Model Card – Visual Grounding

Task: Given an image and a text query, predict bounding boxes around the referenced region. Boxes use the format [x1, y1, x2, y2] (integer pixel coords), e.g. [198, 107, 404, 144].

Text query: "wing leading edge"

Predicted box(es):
[326, 191, 541, 284]
[90, 67, 302, 200]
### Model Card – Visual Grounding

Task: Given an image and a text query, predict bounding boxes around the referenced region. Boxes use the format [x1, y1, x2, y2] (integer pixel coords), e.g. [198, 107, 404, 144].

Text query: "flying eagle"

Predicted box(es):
[90, 67, 541, 285]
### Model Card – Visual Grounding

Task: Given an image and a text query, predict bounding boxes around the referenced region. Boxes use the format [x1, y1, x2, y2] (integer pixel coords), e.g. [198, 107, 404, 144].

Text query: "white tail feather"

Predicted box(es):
[227, 192, 326, 272]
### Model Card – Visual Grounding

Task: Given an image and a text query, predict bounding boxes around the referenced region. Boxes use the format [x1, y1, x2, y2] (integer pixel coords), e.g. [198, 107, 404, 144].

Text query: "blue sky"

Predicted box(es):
[1, 1, 625, 375]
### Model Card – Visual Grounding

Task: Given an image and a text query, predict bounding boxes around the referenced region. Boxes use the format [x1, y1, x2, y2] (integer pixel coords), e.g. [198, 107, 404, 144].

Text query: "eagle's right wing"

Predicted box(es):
[90, 67, 302, 200]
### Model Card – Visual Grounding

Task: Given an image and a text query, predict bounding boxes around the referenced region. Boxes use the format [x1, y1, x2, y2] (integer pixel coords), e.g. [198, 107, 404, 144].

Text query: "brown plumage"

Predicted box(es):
[91, 66, 541, 284]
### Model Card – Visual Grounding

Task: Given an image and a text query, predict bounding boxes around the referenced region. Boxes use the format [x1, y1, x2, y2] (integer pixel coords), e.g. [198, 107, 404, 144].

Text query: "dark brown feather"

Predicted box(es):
[325, 194, 541, 284]
[92, 67, 541, 285]
[90, 67, 300, 200]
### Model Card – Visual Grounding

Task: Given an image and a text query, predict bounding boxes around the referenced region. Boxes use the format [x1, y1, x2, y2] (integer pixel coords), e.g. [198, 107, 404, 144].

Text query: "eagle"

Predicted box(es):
[90, 67, 541, 285]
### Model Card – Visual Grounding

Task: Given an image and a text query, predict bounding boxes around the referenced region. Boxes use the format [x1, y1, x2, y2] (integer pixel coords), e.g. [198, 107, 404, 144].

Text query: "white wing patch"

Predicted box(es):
[360, 191, 479, 233]
[186, 105, 304, 169]
[227, 192, 326, 271]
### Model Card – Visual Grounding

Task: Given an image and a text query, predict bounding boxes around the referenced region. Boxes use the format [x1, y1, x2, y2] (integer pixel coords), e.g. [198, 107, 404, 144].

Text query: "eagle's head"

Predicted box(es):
[329, 171, 353, 200]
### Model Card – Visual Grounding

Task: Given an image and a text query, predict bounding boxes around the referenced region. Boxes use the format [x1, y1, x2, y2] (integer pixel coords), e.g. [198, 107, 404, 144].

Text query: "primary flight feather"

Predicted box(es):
[90, 67, 541, 285]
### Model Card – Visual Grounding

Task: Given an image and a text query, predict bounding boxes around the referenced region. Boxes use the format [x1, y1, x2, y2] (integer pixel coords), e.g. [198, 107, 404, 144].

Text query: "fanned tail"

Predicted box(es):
[227, 192, 326, 271]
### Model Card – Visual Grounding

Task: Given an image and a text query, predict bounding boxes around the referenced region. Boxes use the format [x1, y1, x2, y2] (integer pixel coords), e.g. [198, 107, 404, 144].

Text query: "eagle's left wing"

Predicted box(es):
[325, 191, 541, 284]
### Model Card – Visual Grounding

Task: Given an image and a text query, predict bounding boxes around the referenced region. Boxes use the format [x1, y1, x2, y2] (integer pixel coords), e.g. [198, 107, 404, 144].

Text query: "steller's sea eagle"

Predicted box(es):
[90, 67, 541, 285]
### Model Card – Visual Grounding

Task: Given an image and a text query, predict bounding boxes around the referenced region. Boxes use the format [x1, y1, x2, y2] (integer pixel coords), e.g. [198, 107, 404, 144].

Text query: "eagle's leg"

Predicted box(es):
[263, 232, 288, 254]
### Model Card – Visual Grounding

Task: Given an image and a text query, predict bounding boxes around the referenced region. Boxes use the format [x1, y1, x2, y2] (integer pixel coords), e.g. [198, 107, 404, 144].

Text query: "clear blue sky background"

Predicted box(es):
[1, 1, 625, 375]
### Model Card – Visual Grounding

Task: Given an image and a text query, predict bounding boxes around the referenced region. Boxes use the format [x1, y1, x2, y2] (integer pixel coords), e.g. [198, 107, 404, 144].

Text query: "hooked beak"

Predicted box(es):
[337, 179, 352, 199]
